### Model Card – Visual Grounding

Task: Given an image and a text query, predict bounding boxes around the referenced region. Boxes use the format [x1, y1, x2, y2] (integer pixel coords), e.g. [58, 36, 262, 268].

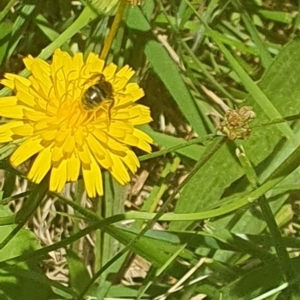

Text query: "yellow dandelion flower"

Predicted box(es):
[0, 49, 153, 197]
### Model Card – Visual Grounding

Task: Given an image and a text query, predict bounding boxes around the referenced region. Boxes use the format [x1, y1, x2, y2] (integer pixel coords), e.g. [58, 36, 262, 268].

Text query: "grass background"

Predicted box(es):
[1, 0, 300, 299]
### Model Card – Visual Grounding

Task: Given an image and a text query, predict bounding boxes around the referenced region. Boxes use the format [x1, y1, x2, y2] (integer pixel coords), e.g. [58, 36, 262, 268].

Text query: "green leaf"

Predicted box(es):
[0, 21, 13, 64]
[0, 224, 53, 300]
[170, 38, 300, 230]
[126, 5, 151, 31]
[145, 40, 206, 135]
[219, 257, 300, 299]
[66, 249, 91, 294]
[144, 126, 205, 161]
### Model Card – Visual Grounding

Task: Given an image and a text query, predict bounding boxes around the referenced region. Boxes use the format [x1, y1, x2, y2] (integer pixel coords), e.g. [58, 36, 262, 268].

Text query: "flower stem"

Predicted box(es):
[100, 0, 127, 61]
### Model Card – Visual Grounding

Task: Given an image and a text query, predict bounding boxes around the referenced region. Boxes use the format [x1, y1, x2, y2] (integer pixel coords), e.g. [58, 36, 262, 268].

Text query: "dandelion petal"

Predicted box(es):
[82, 155, 103, 197]
[50, 159, 67, 193]
[10, 138, 43, 166]
[28, 147, 52, 183]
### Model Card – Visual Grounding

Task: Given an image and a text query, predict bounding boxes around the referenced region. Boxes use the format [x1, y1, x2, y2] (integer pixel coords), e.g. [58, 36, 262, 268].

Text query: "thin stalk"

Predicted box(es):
[0, 0, 18, 23]
[100, 0, 127, 60]
[237, 148, 295, 282]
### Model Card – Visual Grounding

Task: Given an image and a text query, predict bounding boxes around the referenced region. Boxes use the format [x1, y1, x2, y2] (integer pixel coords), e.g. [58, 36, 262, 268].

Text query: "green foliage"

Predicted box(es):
[1, 0, 300, 299]
[0, 205, 54, 300]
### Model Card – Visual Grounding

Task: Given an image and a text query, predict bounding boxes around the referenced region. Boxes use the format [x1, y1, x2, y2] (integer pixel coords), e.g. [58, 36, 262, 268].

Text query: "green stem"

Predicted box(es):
[237, 148, 295, 282]
[100, 0, 127, 60]
[139, 134, 215, 161]
[230, 0, 273, 68]
[258, 197, 294, 281]
[0, 0, 18, 24]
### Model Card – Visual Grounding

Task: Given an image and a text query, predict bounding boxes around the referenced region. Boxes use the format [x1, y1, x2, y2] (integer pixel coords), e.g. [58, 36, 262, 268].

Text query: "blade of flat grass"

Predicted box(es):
[1, 264, 77, 298]
[126, 3, 151, 31]
[0, 0, 18, 24]
[34, 13, 71, 52]
[144, 40, 206, 136]
[0, 217, 128, 299]
[122, 137, 300, 223]
[1, 143, 298, 294]
[258, 9, 293, 25]
[94, 174, 127, 298]
[237, 148, 294, 282]
[251, 282, 289, 300]
[7, 3, 38, 59]
[77, 137, 227, 298]
[58, 196, 245, 254]
[169, 10, 300, 231]
[66, 249, 91, 295]
[0, 21, 13, 65]
[0, 177, 49, 250]
[292, 1, 300, 33]
[133, 157, 181, 229]
[143, 157, 181, 214]
[153, 0, 223, 135]
[181, 41, 235, 101]
[141, 126, 208, 161]
[187, 1, 299, 145]
[230, 0, 273, 68]
[39, 138, 222, 298]
[209, 228, 274, 262]
[0, 6, 97, 97]
[137, 245, 187, 300]
[219, 258, 291, 299]
[190, 0, 219, 51]
[2, 170, 16, 199]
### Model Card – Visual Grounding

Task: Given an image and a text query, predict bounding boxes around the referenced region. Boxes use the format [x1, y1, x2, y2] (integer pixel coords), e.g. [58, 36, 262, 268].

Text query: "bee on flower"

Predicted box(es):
[0, 49, 153, 197]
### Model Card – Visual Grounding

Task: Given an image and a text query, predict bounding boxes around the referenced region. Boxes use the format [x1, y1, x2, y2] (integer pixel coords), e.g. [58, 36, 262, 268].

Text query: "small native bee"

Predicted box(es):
[81, 74, 114, 111]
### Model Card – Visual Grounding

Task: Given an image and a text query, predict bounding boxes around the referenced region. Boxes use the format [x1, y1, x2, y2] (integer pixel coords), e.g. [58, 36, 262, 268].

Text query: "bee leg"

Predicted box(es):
[107, 100, 114, 121]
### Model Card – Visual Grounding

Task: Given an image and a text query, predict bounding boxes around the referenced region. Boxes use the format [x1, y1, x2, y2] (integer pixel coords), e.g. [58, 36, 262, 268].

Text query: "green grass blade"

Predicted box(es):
[145, 40, 206, 135]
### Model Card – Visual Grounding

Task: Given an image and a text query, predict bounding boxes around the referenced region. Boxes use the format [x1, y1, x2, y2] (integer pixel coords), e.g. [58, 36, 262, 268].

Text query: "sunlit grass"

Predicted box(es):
[0, 0, 300, 299]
